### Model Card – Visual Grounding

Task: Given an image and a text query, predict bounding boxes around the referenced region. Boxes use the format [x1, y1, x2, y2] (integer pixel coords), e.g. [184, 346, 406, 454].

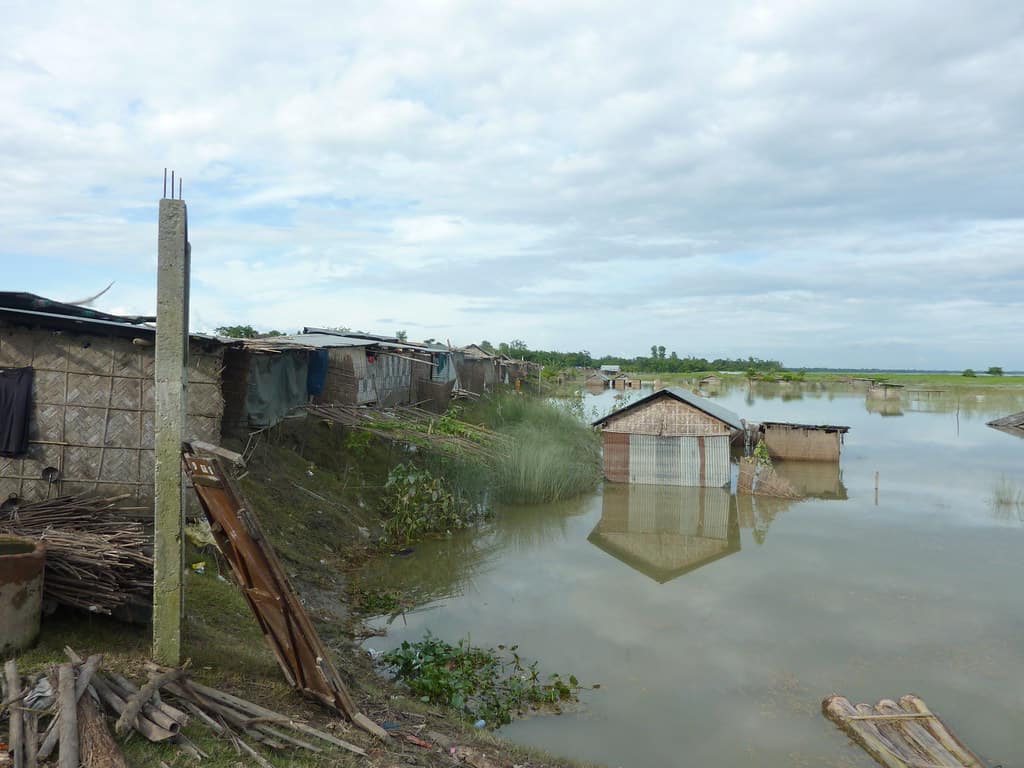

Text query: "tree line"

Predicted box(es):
[476, 340, 782, 373]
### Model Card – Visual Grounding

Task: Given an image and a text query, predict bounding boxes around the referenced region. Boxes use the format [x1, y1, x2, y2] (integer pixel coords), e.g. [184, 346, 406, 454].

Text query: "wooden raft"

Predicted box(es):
[823, 694, 986, 768]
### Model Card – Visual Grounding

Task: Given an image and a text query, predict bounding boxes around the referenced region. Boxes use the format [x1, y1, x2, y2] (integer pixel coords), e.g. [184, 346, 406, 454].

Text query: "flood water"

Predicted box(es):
[361, 382, 1024, 767]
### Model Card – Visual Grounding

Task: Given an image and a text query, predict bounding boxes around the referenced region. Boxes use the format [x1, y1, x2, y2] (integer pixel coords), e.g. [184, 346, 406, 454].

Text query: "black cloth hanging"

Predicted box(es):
[0, 366, 33, 457]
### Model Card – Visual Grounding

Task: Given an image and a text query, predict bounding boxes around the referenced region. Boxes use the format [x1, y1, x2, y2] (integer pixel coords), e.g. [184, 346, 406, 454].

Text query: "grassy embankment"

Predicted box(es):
[10, 393, 602, 768]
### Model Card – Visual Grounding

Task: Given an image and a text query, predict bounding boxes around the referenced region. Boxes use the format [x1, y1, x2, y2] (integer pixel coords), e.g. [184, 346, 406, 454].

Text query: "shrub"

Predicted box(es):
[381, 464, 471, 544]
[962, 369, 977, 377]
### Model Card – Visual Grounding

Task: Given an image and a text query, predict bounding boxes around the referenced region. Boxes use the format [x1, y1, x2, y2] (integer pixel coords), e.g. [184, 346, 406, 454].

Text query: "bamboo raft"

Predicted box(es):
[823, 694, 987, 768]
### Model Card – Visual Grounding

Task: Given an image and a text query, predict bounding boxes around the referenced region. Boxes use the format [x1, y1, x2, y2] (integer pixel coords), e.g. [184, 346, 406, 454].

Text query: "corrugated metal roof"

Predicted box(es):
[593, 386, 743, 430]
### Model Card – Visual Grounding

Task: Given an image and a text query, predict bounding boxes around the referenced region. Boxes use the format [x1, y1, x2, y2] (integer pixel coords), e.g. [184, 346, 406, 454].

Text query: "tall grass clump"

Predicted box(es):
[467, 394, 601, 503]
[991, 475, 1024, 521]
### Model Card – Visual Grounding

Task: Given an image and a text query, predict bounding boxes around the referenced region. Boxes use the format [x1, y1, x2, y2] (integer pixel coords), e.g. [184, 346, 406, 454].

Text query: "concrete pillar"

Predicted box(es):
[153, 197, 190, 665]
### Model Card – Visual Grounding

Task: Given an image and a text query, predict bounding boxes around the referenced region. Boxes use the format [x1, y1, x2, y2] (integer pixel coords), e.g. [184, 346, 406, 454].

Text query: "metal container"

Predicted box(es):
[0, 535, 45, 653]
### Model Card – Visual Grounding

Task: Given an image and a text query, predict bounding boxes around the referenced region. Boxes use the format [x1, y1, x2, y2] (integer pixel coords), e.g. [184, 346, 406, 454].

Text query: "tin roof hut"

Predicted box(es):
[593, 387, 742, 487]
[588, 484, 740, 582]
[0, 292, 224, 503]
[987, 411, 1024, 439]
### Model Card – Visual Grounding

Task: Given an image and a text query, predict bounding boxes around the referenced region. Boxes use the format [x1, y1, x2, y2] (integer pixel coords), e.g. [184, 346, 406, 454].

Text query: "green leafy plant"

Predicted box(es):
[962, 368, 977, 377]
[381, 632, 585, 726]
[754, 439, 773, 467]
[381, 464, 470, 543]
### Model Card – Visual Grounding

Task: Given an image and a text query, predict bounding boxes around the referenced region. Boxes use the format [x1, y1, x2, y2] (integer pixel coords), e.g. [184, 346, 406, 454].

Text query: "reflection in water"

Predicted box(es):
[588, 484, 740, 583]
[772, 460, 848, 500]
[865, 398, 904, 417]
[736, 493, 796, 544]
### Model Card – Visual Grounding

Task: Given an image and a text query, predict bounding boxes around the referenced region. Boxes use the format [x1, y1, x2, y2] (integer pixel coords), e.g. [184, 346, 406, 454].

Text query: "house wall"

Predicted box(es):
[365, 352, 412, 406]
[761, 424, 842, 461]
[602, 432, 731, 487]
[0, 322, 223, 503]
[319, 347, 368, 405]
[602, 397, 732, 436]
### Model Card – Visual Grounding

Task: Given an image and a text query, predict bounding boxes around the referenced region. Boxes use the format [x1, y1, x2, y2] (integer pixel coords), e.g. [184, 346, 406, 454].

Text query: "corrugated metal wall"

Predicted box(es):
[602, 433, 730, 487]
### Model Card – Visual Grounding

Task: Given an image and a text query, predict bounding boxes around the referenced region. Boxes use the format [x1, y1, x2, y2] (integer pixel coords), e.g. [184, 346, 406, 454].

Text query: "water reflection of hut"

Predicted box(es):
[588, 484, 740, 583]
[865, 398, 904, 417]
[593, 387, 742, 487]
[771, 461, 848, 500]
[759, 421, 849, 462]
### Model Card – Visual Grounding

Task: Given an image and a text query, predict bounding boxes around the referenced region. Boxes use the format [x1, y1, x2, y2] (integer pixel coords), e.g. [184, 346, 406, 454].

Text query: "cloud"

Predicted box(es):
[2, 0, 1023, 368]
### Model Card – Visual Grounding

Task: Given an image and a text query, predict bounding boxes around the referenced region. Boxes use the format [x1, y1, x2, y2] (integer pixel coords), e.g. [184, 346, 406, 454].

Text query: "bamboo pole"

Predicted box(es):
[115, 666, 186, 735]
[57, 664, 79, 768]
[23, 713, 37, 768]
[5, 660, 24, 768]
[899, 695, 985, 768]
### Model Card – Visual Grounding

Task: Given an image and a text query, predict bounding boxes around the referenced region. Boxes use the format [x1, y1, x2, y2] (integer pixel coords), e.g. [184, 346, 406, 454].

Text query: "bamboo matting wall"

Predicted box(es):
[0, 323, 224, 503]
[762, 425, 842, 461]
[602, 397, 731, 436]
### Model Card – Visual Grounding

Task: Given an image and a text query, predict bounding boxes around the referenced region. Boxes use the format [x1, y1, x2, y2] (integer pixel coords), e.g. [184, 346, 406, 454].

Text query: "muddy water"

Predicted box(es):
[362, 383, 1024, 767]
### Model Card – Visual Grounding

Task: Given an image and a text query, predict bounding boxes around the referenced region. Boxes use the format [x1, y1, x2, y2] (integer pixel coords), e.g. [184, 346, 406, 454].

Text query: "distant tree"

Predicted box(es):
[509, 339, 527, 353]
[669, 351, 678, 360]
[264, 330, 284, 337]
[423, 337, 436, 345]
[988, 366, 1004, 376]
[650, 345, 658, 359]
[962, 368, 977, 377]
[395, 330, 408, 342]
[657, 345, 666, 359]
[479, 340, 496, 353]
[215, 325, 258, 338]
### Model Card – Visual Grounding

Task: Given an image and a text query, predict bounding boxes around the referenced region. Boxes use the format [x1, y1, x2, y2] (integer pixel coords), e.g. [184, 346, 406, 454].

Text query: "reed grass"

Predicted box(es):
[467, 395, 601, 504]
[991, 475, 1024, 521]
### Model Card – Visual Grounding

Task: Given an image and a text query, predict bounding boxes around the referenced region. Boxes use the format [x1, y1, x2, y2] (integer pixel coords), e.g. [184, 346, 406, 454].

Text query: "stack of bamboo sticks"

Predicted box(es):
[307, 402, 506, 459]
[0, 495, 152, 615]
[2, 649, 367, 767]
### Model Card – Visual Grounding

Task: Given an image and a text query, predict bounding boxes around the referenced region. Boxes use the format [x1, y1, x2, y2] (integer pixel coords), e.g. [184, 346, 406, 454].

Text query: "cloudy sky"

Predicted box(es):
[2, 1, 1022, 368]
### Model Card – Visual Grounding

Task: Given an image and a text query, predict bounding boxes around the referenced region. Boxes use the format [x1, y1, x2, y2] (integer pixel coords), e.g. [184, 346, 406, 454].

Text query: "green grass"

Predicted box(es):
[463, 394, 602, 504]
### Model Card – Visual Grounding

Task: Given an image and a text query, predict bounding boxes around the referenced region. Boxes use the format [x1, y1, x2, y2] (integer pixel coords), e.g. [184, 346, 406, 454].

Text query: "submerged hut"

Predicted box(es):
[0, 292, 224, 503]
[987, 411, 1024, 439]
[611, 373, 642, 390]
[588, 484, 739, 583]
[867, 382, 903, 400]
[593, 387, 742, 487]
[758, 421, 849, 462]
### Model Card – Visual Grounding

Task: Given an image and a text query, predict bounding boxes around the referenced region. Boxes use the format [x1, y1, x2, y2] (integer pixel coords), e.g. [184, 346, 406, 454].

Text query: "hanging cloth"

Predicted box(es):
[0, 366, 33, 457]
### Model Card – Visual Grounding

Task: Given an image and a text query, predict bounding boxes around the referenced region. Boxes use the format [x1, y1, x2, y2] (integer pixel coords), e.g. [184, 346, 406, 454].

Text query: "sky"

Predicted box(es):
[2, 1, 1022, 369]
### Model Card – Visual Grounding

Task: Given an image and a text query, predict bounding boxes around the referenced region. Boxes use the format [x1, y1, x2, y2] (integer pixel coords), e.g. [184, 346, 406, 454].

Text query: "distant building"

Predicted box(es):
[593, 387, 742, 487]
[600, 364, 621, 374]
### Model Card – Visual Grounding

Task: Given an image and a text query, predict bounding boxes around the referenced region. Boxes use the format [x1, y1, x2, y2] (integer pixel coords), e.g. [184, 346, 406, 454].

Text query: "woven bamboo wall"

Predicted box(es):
[318, 348, 366, 405]
[762, 425, 841, 461]
[603, 397, 731, 436]
[0, 323, 223, 503]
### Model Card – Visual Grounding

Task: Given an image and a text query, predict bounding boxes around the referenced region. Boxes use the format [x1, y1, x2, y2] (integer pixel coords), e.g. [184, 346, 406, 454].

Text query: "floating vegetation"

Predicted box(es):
[380, 632, 586, 727]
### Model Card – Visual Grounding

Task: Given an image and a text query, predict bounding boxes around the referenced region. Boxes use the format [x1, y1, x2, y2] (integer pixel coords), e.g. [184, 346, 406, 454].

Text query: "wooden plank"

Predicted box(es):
[182, 447, 387, 742]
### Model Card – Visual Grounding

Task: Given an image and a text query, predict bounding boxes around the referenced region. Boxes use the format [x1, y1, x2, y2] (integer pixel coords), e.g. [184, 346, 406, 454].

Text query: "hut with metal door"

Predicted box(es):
[588, 483, 739, 582]
[0, 292, 224, 503]
[758, 421, 849, 462]
[593, 387, 742, 487]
